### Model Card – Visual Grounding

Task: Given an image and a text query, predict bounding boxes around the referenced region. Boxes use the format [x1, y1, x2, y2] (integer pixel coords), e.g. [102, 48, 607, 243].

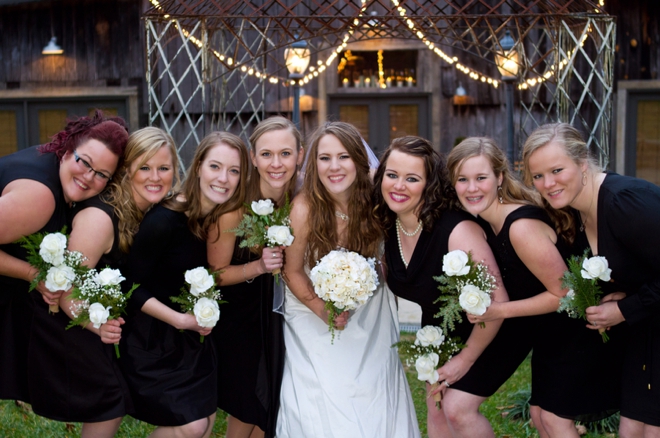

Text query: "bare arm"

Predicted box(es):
[140, 297, 211, 336]
[207, 209, 283, 286]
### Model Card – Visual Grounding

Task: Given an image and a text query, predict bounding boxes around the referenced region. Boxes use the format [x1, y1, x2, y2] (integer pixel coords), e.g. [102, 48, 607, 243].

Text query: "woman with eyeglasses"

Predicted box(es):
[26, 127, 179, 437]
[0, 111, 128, 405]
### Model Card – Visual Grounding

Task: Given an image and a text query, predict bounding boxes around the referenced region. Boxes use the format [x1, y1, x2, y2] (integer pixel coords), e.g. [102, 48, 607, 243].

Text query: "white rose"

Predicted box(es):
[415, 325, 445, 347]
[251, 199, 274, 216]
[459, 284, 491, 316]
[415, 353, 440, 384]
[193, 297, 220, 328]
[267, 225, 294, 247]
[581, 256, 611, 282]
[442, 250, 470, 276]
[44, 265, 76, 292]
[95, 268, 125, 287]
[184, 267, 215, 296]
[88, 302, 110, 329]
[39, 233, 67, 266]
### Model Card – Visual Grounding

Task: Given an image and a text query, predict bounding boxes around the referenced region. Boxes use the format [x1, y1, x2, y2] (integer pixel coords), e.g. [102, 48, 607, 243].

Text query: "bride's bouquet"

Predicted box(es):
[171, 267, 224, 343]
[558, 250, 611, 342]
[18, 229, 89, 313]
[230, 197, 294, 283]
[310, 249, 379, 343]
[434, 250, 497, 333]
[392, 325, 463, 409]
[67, 267, 138, 358]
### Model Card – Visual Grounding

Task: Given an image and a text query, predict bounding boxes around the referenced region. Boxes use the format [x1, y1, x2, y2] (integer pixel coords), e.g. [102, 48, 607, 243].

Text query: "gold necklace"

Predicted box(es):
[579, 181, 596, 232]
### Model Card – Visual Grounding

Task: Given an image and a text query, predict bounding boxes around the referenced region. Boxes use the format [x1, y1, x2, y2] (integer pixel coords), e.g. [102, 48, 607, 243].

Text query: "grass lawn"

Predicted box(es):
[0, 341, 617, 437]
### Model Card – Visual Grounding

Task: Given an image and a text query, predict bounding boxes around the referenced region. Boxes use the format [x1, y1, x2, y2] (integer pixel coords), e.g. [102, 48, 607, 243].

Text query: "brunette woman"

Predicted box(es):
[0, 111, 127, 403]
[208, 116, 303, 438]
[523, 123, 658, 437]
[373, 136, 507, 437]
[119, 132, 249, 438]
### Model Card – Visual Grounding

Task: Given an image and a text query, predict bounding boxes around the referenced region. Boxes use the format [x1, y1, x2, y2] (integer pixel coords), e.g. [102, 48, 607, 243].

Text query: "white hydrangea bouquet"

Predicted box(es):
[67, 267, 139, 358]
[18, 229, 90, 313]
[309, 249, 379, 343]
[229, 197, 294, 283]
[392, 326, 463, 409]
[170, 267, 224, 343]
[558, 249, 611, 342]
[434, 249, 497, 333]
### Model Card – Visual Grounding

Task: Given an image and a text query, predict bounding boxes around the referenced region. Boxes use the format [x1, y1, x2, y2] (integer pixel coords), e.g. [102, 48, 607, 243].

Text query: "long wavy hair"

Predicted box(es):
[38, 110, 128, 165]
[373, 136, 458, 237]
[102, 127, 181, 253]
[447, 137, 540, 207]
[164, 131, 249, 240]
[247, 116, 303, 206]
[521, 123, 602, 244]
[303, 122, 381, 268]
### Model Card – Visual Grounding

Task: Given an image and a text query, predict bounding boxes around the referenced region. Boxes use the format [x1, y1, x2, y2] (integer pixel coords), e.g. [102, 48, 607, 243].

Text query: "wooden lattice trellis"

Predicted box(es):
[144, 0, 615, 173]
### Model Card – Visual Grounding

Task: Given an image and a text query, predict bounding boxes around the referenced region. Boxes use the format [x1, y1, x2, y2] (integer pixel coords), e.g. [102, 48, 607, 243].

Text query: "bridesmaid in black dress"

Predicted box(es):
[447, 137, 623, 437]
[27, 127, 179, 437]
[119, 131, 249, 437]
[208, 117, 303, 438]
[0, 111, 127, 403]
[523, 122, 659, 437]
[372, 136, 508, 438]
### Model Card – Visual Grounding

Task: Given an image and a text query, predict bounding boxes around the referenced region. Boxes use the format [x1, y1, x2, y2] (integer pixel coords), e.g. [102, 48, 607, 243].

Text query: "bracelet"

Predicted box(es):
[243, 263, 254, 284]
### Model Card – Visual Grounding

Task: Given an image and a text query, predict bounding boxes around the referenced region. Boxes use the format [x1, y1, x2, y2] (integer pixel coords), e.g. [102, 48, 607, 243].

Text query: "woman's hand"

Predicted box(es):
[435, 352, 474, 388]
[177, 312, 213, 336]
[585, 300, 625, 329]
[600, 292, 626, 303]
[99, 318, 124, 344]
[332, 310, 349, 328]
[260, 246, 284, 273]
[34, 280, 64, 306]
[467, 300, 506, 324]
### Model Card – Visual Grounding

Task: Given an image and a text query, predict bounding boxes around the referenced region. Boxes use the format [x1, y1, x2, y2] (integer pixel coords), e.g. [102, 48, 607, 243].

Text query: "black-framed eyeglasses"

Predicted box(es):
[73, 150, 113, 182]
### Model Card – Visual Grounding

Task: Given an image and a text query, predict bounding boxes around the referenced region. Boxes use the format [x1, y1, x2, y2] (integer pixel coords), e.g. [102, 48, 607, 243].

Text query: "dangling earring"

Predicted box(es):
[497, 186, 504, 204]
[582, 172, 587, 186]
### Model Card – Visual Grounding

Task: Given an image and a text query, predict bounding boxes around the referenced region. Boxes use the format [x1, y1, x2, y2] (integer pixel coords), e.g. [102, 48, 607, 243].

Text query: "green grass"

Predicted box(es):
[0, 341, 618, 437]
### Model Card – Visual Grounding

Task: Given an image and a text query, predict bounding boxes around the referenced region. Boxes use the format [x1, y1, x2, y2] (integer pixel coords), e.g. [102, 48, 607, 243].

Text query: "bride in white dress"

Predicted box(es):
[277, 122, 420, 438]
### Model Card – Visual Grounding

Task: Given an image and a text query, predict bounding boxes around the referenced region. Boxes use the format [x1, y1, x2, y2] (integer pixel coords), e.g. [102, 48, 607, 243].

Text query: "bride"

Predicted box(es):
[277, 121, 420, 437]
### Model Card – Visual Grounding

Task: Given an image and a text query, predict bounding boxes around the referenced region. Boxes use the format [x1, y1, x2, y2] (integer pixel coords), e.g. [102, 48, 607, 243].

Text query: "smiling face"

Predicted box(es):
[252, 128, 302, 197]
[59, 138, 119, 204]
[130, 146, 175, 212]
[198, 143, 242, 216]
[316, 134, 357, 201]
[527, 141, 586, 210]
[453, 154, 503, 217]
[380, 150, 427, 219]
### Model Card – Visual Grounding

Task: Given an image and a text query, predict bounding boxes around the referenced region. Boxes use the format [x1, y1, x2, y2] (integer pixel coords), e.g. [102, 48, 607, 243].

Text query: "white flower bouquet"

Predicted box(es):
[229, 197, 294, 283]
[558, 250, 611, 342]
[67, 267, 139, 357]
[433, 250, 497, 333]
[309, 249, 379, 342]
[392, 325, 463, 409]
[18, 229, 90, 313]
[170, 267, 224, 343]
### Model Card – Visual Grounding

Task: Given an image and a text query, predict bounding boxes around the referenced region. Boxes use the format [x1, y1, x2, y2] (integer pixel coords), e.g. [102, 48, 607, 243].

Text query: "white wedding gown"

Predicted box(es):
[276, 269, 421, 438]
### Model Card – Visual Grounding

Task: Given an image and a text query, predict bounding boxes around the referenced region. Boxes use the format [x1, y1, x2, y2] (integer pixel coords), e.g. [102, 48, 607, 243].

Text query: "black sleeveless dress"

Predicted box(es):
[0, 146, 68, 403]
[385, 209, 474, 337]
[119, 205, 217, 426]
[27, 195, 134, 422]
[587, 173, 660, 426]
[214, 242, 285, 437]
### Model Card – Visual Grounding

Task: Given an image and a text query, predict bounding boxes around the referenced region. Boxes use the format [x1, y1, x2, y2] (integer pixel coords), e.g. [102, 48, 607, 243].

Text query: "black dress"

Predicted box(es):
[0, 146, 69, 403]
[27, 195, 134, 422]
[214, 242, 285, 437]
[589, 173, 660, 426]
[482, 205, 623, 420]
[119, 205, 217, 426]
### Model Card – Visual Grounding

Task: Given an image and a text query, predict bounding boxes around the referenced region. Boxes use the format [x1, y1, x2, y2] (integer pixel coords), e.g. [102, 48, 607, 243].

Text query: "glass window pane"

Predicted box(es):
[389, 105, 418, 141]
[636, 100, 660, 186]
[38, 110, 68, 145]
[0, 111, 18, 157]
[339, 105, 369, 143]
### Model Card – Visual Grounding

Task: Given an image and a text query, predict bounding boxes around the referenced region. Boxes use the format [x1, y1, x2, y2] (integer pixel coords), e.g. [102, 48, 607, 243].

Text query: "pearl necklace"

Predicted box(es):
[395, 223, 409, 268]
[396, 218, 422, 237]
[335, 210, 349, 221]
